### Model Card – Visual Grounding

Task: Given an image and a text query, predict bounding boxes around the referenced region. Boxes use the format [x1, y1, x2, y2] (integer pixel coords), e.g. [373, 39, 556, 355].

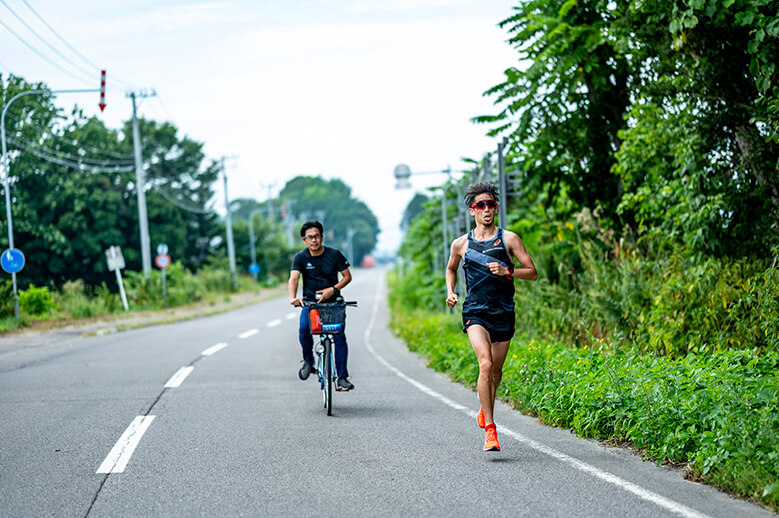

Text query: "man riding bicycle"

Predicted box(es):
[288, 220, 355, 391]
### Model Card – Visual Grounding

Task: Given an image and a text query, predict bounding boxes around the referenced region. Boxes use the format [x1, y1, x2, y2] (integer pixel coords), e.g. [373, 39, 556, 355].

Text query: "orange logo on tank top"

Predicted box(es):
[494, 239, 501, 246]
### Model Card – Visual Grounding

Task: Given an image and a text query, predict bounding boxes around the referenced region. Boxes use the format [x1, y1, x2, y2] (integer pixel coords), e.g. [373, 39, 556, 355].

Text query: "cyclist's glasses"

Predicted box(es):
[303, 233, 322, 241]
[471, 199, 497, 210]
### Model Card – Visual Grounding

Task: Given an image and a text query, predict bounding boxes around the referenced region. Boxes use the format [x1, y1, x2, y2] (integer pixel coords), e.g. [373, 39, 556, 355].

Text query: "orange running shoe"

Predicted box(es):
[477, 407, 485, 428]
[484, 424, 500, 451]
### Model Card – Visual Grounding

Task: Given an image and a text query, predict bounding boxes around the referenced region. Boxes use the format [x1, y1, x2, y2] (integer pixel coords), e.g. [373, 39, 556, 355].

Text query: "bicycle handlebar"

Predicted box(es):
[302, 298, 357, 307]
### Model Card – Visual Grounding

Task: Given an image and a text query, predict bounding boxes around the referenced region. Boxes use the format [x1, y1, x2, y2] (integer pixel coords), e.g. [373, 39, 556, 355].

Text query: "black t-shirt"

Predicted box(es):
[291, 246, 350, 300]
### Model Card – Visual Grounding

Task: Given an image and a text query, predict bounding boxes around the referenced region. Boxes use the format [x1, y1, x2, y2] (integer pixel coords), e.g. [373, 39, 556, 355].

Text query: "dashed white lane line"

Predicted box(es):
[363, 277, 712, 518]
[267, 319, 282, 328]
[201, 342, 228, 356]
[286, 312, 297, 320]
[164, 366, 194, 388]
[97, 416, 155, 473]
[238, 329, 259, 339]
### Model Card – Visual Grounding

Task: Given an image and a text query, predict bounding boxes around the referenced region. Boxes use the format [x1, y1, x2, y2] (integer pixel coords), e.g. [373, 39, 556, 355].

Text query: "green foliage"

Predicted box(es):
[477, 0, 779, 258]
[474, 0, 632, 228]
[228, 213, 295, 282]
[512, 219, 779, 356]
[389, 279, 779, 510]
[395, 197, 450, 310]
[123, 262, 212, 309]
[18, 285, 55, 316]
[56, 279, 107, 319]
[0, 280, 15, 318]
[1, 74, 222, 289]
[279, 176, 379, 264]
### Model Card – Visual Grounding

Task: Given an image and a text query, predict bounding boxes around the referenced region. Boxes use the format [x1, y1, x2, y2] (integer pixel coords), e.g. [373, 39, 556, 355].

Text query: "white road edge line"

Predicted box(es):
[363, 276, 711, 518]
[238, 329, 259, 339]
[202, 342, 228, 356]
[96, 415, 155, 473]
[267, 319, 282, 328]
[164, 366, 194, 388]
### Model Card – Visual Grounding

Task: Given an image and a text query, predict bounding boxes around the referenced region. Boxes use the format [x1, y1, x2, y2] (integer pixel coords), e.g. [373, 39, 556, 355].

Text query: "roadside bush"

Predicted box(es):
[93, 282, 121, 313]
[160, 262, 204, 306]
[56, 279, 105, 318]
[0, 280, 14, 318]
[389, 279, 779, 510]
[19, 284, 56, 315]
[123, 270, 163, 309]
[197, 264, 234, 293]
[512, 225, 778, 357]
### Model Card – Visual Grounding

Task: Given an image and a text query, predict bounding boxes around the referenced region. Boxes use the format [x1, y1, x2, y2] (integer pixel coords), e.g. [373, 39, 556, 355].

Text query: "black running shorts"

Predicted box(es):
[462, 311, 515, 343]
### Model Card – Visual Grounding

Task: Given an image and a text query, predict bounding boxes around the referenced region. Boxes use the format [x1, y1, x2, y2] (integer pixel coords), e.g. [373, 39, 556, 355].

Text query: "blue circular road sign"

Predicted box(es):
[157, 243, 169, 255]
[1, 248, 25, 274]
[249, 263, 260, 275]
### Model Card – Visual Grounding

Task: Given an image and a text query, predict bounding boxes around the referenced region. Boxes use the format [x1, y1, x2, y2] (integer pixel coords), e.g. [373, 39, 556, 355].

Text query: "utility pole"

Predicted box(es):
[127, 89, 156, 277]
[260, 181, 275, 221]
[497, 138, 508, 228]
[346, 227, 355, 264]
[248, 209, 260, 284]
[221, 156, 238, 289]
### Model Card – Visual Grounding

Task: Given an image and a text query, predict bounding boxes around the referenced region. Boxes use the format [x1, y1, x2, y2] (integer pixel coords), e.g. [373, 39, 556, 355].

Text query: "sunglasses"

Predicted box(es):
[471, 199, 497, 210]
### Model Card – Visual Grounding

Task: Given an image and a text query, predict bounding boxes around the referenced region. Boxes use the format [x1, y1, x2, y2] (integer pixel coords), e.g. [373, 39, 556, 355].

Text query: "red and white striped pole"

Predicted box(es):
[99, 70, 106, 112]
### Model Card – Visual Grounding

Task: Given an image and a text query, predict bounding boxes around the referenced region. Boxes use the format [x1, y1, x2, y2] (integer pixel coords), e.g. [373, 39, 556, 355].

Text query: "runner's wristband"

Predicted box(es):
[332, 286, 340, 297]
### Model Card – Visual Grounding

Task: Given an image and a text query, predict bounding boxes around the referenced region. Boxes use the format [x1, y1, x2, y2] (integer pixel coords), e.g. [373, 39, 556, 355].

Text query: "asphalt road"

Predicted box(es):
[0, 268, 774, 517]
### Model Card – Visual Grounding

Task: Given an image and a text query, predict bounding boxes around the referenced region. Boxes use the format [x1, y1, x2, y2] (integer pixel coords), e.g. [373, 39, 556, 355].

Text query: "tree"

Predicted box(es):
[401, 193, 430, 233]
[614, 0, 779, 257]
[279, 176, 378, 264]
[2, 75, 131, 287]
[478, 0, 779, 258]
[474, 0, 633, 230]
[1, 74, 223, 288]
[127, 118, 222, 269]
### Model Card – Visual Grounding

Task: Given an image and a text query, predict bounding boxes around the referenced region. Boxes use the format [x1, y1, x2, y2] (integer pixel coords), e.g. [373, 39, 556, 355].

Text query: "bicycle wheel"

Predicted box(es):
[323, 337, 333, 416]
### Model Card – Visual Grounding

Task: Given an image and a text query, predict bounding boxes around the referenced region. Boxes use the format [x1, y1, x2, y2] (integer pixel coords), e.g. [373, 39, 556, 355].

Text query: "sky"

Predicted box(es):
[0, 0, 518, 255]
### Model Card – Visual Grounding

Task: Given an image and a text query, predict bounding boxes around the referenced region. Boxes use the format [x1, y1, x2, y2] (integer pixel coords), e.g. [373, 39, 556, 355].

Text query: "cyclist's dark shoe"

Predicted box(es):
[298, 361, 315, 380]
[336, 378, 354, 391]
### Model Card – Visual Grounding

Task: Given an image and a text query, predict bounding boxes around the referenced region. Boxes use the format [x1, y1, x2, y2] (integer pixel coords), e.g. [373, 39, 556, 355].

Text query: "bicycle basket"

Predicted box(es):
[309, 303, 346, 335]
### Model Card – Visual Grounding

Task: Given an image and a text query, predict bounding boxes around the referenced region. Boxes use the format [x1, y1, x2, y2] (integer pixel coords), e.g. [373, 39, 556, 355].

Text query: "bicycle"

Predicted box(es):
[304, 297, 357, 416]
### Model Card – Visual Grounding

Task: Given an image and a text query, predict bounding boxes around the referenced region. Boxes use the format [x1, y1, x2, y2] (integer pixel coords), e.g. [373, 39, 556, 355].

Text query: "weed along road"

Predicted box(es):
[0, 269, 773, 518]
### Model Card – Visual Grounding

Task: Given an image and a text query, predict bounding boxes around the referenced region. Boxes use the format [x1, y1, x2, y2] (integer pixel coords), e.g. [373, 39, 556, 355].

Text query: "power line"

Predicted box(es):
[8, 136, 134, 173]
[151, 184, 214, 214]
[0, 16, 93, 87]
[10, 133, 134, 168]
[0, 0, 98, 85]
[4, 112, 134, 162]
[18, 0, 134, 89]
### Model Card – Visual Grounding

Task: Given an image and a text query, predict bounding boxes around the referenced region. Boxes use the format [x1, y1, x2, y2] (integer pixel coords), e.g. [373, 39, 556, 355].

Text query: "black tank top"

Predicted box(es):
[462, 228, 515, 315]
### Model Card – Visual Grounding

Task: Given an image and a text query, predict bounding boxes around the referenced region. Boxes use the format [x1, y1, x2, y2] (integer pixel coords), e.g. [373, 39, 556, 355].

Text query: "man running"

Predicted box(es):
[445, 182, 537, 451]
[289, 220, 355, 391]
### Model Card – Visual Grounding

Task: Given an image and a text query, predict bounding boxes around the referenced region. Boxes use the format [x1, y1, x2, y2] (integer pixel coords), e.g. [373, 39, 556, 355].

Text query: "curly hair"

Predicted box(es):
[464, 182, 499, 207]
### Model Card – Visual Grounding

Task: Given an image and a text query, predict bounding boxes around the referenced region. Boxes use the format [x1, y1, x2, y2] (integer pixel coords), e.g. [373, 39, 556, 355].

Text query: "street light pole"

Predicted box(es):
[221, 156, 238, 289]
[393, 163, 456, 268]
[248, 208, 263, 284]
[2, 88, 98, 319]
[497, 137, 508, 227]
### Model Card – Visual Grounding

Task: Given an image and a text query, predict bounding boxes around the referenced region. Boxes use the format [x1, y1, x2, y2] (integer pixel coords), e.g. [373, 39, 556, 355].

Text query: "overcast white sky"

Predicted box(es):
[1, 0, 518, 255]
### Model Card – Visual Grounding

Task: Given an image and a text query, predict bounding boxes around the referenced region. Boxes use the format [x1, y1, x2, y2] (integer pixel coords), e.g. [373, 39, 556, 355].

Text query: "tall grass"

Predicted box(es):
[388, 275, 779, 510]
